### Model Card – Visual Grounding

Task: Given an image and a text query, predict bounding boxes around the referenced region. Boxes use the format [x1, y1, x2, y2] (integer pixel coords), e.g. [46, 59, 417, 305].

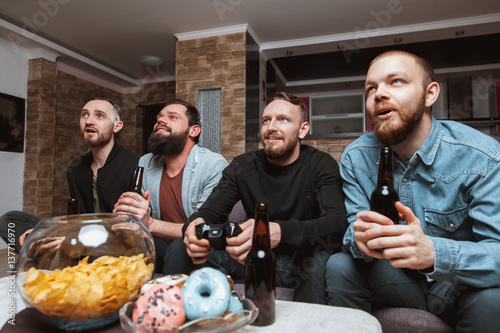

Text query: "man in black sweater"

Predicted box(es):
[167, 92, 347, 304]
[0, 98, 139, 252]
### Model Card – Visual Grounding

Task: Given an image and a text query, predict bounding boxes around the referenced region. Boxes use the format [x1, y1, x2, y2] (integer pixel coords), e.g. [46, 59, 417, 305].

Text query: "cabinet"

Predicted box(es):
[309, 93, 365, 136]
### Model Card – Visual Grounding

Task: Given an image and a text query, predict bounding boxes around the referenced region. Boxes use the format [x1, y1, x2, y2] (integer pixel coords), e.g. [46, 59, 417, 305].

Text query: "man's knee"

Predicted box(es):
[461, 286, 500, 315]
[456, 287, 500, 331]
[326, 251, 357, 280]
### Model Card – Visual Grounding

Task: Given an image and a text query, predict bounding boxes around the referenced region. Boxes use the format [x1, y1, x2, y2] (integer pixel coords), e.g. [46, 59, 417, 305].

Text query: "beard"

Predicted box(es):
[370, 95, 426, 147]
[82, 127, 113, 148]
[262, 131, 299, 160]
[148, 127, 189, 156]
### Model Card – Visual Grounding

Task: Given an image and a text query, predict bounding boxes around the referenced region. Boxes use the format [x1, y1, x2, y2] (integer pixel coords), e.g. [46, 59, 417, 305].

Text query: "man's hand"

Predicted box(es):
[354, 202, 435, 270]
[19, 228, 33, 246]
[226, 219, 281, 265]
[113, 191, 152, 227]
[184, 218, 211, 265]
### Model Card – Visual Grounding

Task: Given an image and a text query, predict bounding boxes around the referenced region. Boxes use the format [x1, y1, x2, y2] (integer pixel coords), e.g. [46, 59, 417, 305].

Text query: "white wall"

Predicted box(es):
[0, 41, 29, 216]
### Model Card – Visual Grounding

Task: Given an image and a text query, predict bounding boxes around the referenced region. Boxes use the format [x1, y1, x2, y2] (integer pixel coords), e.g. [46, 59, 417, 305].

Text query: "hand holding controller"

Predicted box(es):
[195, 222, 243, 250]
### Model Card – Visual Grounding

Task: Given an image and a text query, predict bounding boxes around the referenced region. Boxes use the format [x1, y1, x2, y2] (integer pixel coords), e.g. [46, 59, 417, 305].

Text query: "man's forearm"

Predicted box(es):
[149, 219, 184, 242]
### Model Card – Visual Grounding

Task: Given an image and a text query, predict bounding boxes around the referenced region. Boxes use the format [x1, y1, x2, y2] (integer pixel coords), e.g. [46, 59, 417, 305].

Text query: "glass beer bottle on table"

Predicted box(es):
[245, 203, 276, 326]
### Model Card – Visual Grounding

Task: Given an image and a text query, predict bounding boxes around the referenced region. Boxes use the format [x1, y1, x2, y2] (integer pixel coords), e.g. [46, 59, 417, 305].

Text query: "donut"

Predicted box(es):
[132, 283, 185, 329]
[227, 294, 244, 312]
[140, 274, 188, 294]
[181, 268, 231, 320]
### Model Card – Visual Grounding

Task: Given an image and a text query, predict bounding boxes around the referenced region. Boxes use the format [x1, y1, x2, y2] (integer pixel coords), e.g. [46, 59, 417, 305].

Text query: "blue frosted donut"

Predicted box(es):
[227, 294, 243, 312]
[181, 268, 231, 320]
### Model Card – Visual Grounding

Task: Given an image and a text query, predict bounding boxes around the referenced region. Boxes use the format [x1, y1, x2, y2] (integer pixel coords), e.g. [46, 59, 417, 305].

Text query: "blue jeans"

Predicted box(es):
[326, 252, 500, 332]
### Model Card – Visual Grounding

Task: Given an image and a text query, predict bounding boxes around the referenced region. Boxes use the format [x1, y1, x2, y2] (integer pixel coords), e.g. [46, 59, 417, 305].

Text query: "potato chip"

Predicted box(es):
[23, 254, 154, 321]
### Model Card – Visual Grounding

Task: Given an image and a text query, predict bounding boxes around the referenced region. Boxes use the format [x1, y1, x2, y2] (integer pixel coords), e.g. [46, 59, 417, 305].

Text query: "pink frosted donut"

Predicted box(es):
[132, 283, 185, 329]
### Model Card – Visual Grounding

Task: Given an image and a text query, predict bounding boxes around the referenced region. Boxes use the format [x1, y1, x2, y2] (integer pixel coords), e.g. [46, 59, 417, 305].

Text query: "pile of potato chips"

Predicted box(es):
[23, 254, 154, 321]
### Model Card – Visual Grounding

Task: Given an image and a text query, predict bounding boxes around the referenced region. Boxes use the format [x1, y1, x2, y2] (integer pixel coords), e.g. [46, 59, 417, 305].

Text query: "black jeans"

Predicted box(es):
[162, 237, 329, 304]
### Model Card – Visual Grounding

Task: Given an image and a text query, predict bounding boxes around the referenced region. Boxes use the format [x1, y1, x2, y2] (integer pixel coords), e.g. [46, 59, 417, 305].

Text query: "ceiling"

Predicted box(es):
[1, 0, 500, 92]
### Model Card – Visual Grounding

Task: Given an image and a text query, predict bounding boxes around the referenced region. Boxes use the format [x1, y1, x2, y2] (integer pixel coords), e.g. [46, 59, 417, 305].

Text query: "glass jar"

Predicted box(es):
[16, 213, 155, 331]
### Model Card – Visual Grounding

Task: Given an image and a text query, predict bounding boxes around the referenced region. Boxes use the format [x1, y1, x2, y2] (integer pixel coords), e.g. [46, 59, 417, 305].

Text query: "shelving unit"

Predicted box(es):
[309, 93, 365, 136]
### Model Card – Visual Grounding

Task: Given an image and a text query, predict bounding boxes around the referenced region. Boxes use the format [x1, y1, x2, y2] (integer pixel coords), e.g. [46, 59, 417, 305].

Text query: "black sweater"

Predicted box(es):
[186, 145, 347, 254]
[66, 143, 139, 213]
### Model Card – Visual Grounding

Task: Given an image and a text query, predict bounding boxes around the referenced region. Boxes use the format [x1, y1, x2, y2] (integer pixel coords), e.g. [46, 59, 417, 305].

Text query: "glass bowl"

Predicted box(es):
[16, 213, 155, 331]
[119, 289, 258, 333]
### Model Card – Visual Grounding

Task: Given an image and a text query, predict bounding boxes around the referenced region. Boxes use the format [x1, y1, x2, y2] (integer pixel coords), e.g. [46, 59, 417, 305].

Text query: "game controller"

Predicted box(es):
[195, 222, 243, 250]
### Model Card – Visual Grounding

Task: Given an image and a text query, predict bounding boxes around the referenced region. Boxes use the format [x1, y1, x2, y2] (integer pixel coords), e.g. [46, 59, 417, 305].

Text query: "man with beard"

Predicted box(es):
[167, 92, 347, 304]
[67, 98, 139, 213]
[325, 51, 500, 332]
[113, 99, 228, 274]
[0, 98, 139, 252]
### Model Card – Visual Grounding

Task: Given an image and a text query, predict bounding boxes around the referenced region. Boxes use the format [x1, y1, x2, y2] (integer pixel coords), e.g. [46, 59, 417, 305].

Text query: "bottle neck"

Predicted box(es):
[130, 166, 144, 193]
[67, 199, 80, 215]
[377, 148, 395, 187]
[252, 209, 271, 249]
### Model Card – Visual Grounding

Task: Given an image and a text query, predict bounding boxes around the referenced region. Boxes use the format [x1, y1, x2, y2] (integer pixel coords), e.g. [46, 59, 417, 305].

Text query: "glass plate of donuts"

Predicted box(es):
[119, 269, 259, 333]
[120, 290, 258, 333]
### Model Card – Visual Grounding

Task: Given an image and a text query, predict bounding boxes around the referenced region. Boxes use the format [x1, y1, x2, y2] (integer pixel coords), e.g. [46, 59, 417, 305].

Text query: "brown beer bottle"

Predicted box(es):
[245, 203, 276, 326]
[66, 198, 80, 215]
[370, 146, 399, 224]
[129, 166, 144, 194]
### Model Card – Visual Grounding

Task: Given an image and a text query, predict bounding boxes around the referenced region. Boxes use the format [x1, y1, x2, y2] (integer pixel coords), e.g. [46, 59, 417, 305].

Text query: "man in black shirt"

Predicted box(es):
[0, 98, 139, 252]
[168, 92, 347, 304]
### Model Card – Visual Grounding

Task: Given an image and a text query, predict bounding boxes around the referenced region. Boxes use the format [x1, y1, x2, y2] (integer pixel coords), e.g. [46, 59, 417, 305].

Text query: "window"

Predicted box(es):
[197, 88, 221, 151]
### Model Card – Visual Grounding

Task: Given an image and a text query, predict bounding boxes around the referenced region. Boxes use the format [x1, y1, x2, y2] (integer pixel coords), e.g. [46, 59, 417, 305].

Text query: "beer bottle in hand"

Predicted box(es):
[245, 203, 276, 326]
[370, 146, 399, 224]
[129, 166, 144, 194]
[67, 198, 80, 215]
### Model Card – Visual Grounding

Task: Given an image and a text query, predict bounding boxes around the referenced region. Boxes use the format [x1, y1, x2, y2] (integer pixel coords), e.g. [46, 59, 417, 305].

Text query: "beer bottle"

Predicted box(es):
[129, 166, 144, 194]
[370, 146, 399, 224]
[245, 203, 276, 326]
[67, 198, 80, 215]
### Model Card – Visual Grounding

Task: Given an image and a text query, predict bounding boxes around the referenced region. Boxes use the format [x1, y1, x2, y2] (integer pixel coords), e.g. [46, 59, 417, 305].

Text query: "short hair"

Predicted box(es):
[163, 99, 201, 143]
[369, 50, 436, 87]
[271, 92, 309, 123]
[91, 97, 121, 124]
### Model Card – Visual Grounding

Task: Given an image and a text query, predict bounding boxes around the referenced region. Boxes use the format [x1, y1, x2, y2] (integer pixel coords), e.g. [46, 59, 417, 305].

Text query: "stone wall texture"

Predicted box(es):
[302, 137, 358, 165]
[175, 32, 246, 162]
[24, 59, 57, 217]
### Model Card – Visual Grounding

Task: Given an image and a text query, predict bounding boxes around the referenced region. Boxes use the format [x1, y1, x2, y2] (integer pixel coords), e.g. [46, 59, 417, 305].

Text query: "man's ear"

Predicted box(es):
[298, 122, 310, 139]
[189, 125, 201, 139]
[113, 120, 123, 133]
[425, 82, 440, 108]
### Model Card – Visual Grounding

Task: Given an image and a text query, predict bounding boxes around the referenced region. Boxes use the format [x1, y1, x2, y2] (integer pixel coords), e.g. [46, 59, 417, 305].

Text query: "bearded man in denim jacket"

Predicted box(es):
[326, 50, 500, 332]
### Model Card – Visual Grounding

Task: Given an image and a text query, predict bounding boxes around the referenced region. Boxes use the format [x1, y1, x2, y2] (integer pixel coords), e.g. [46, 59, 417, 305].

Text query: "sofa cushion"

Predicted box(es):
[373, 307, 454, 333]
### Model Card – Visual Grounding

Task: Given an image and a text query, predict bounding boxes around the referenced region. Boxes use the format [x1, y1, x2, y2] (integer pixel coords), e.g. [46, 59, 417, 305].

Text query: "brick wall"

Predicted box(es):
[139, 81, 176, 105]
[176, 32, 246, 162]
[23, 59, 57, 217]
[303, 136, 358, 164]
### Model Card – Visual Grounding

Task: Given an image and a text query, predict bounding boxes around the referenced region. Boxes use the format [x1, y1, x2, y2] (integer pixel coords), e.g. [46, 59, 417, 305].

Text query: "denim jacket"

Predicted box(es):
[341, 117, 500, 290]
